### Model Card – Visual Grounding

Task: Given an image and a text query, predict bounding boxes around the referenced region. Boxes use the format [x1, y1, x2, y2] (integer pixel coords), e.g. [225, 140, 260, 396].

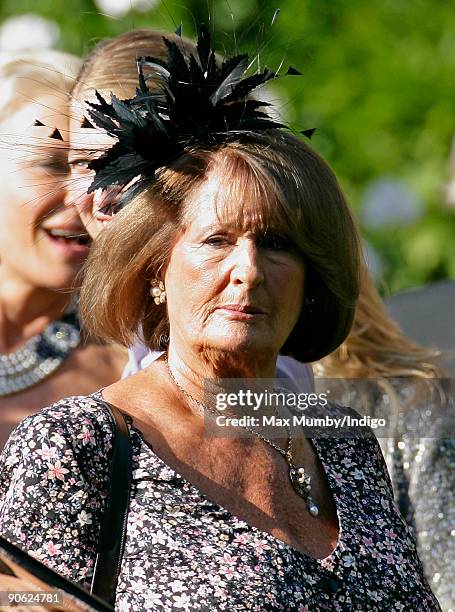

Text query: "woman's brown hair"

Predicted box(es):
[74, 29, 360, 362]
[80, 128, 361, 362]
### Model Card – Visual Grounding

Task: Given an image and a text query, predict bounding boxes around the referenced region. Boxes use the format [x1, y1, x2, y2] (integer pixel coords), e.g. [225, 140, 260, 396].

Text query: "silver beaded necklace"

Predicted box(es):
[165, 355, 320, 517]
[0, 312, 81, 397]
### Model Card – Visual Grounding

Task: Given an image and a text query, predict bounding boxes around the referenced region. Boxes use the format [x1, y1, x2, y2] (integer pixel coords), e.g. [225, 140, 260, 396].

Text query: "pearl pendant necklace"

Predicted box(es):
[164, 355, 320, 517]
[288, 458, 320, 517]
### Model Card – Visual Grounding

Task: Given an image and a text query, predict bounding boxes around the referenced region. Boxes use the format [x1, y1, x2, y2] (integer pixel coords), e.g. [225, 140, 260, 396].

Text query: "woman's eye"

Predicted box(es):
[204, 234, 231, 247]
[69, 159, 90, 171]
[38, 160, 70, 175]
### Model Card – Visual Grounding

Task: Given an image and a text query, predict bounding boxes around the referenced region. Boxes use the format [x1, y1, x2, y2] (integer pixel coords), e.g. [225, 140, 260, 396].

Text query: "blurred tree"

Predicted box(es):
[0, 0, 453, 293]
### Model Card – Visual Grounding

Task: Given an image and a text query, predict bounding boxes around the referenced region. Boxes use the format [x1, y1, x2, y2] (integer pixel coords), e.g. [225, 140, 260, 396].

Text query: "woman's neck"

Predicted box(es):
[0, 271, 71, 353]
[165, 341, 278, 413]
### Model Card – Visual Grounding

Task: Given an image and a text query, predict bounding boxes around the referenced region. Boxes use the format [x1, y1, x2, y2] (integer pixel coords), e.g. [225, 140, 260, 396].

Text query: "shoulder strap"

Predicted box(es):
[90, 402, 132, 607]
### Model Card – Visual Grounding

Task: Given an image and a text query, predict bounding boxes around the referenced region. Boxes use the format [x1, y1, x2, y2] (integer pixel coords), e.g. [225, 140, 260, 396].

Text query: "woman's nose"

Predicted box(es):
[229, 238, 265, 287]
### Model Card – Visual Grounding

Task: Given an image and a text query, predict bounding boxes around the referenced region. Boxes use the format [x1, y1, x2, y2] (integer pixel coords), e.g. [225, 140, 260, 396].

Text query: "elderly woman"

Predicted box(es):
[0, 50, 125, 448]
[66, 29, 314, 391]
[0, 30, 440, 611]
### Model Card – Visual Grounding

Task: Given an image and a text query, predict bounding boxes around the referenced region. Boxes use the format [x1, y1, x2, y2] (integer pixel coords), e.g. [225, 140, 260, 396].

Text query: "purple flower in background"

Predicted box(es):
[361, 178, 422, 229]
[363, 242, 383, 280]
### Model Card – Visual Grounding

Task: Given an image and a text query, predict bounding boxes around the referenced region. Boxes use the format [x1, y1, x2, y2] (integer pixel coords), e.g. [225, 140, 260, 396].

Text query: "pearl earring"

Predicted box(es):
[150, 279, 166, 305]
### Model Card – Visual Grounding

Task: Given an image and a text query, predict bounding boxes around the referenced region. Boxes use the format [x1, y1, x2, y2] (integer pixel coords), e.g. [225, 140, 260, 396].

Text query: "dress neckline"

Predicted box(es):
[95, 390, 348, 569]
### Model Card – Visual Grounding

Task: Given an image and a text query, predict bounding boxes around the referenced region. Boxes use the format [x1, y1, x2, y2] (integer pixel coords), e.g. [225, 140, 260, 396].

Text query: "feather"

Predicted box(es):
[188, 53, 204, 84]
[111, 95, 146, 128]
[164, 39, 191, 84]
[85, 24, 306, 198]
[139, 56, 171, 81]
[49, 128, 63, 141]
[92, 91, 117, 117]
[88, 153, 149, 193]
[219, 68, 276, 104]
[219, 54, 248, 81]
[271, 8, 281, 26]
[300, 128, 316, 139]
[196, 23, 211, 73]
[210, 55, 249, 105]
[86, 105, 119, 136]
[80, 117, 95, 129]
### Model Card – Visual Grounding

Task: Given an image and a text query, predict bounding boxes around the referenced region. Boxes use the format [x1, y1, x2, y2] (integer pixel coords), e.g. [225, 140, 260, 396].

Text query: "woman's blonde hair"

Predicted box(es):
[0, 49, 81, 123]
[74, 29, 196, 100]
[316, 264, 444, 378]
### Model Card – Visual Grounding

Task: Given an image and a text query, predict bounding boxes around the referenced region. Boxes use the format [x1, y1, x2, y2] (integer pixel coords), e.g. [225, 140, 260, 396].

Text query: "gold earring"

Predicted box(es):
[150, 279, 166, 305]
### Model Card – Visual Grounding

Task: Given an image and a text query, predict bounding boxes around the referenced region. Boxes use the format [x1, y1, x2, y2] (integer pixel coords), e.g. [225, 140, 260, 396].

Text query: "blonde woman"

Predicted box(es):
[0, 50, 126, 448]
[315, 269, 453, 610]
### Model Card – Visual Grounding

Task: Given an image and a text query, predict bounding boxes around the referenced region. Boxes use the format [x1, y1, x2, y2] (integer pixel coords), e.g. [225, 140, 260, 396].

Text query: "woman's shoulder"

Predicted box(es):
[15, 391, 112, 433]
[0, 393, 116, 588]
[0, 392, 115, 471]
[57, 343, 127, 393]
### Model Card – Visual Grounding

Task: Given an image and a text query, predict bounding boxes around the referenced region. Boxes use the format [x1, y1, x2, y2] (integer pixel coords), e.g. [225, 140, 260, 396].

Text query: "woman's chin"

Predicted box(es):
[29, 267, 80, 291]
[202, 332, 276, 359]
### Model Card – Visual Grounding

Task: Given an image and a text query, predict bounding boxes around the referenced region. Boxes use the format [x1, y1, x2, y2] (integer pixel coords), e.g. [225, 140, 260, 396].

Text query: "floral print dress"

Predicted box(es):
[0, 392, 441, 611]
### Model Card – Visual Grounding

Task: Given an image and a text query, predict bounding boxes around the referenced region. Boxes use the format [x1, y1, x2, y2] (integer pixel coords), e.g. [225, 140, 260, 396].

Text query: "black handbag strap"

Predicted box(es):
[90, 401, 132, 607]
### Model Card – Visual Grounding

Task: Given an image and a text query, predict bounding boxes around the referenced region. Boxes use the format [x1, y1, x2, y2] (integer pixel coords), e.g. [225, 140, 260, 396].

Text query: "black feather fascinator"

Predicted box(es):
[86, 24, 310, 210]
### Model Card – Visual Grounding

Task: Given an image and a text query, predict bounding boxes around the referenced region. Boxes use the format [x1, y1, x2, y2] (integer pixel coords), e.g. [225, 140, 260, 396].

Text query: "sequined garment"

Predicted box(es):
[314, 375, 454, 611]
[0, 392, 441, 610]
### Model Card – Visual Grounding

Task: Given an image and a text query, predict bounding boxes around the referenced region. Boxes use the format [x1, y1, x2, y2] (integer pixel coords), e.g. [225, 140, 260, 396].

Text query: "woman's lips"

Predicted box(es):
[216, 304, 266, 319]
[41, 228, 91, 259]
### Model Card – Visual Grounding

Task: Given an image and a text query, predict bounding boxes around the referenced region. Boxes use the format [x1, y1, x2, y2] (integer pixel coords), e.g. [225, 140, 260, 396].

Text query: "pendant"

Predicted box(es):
[289, 465, 320, 517]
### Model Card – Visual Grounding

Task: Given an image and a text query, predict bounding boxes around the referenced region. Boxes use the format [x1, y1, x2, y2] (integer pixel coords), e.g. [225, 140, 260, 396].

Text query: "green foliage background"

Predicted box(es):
[1, 0, 454, 294]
